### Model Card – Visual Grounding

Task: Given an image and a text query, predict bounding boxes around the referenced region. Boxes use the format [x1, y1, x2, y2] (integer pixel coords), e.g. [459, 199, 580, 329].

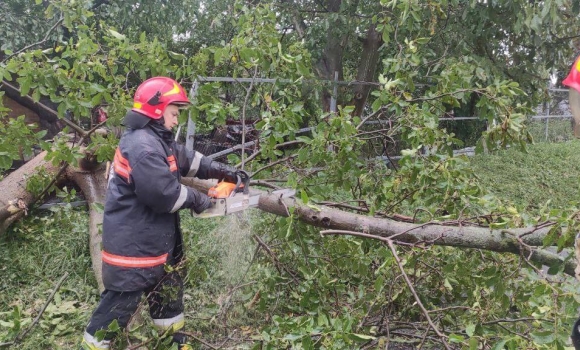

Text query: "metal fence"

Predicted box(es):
[527, 88, 575, 142]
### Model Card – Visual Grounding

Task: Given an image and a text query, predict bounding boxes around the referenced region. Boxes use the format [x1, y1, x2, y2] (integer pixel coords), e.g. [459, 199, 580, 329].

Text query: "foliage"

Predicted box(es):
[248, 219, 580, 349]
[0, 0, 56, 54]
[3, 0, 580, 349]
[0, 112, 46, 171]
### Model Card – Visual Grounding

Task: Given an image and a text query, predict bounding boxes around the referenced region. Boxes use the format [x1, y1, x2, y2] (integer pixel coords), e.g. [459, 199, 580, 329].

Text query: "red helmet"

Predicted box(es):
[132, 77, 191, 119]
[563, 56, 580, 93]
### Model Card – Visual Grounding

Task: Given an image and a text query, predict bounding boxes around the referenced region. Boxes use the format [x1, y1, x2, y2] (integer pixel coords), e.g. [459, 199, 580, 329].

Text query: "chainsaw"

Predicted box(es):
[192, 172, 295, 218]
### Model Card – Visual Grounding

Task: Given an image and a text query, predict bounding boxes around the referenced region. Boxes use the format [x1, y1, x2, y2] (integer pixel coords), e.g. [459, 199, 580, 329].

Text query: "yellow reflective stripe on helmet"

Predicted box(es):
[162, 83, 181, 97]
[133, 102, 142, 109]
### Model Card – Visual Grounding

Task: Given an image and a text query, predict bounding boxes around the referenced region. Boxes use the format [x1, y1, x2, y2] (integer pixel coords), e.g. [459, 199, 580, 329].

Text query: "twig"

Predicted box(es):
[240, 65, 259, 170]
[316, 200, 369, 214]
[2, 17, 64, 64]
[320, 229, 450, 347]
[250, 180, 282, 190]
[252, 234, 298, 280]
[251, 155, 295, 177]
[482, 317, 548, 325]
[385, 240, 451, 349]
[235, 140, 304, 168]
[179, 331, 220, 350]
[427, 305, 471, 313]
[12, 272, 69, 344]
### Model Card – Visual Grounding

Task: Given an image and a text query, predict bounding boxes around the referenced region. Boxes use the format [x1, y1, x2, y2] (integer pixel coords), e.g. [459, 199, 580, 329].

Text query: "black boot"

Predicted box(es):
[172, 332, 193, 349]
[572, 317, 580, 350]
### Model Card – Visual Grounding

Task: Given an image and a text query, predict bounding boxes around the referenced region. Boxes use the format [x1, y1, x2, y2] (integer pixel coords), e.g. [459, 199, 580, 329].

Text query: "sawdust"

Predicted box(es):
[212, 210, 256, 284]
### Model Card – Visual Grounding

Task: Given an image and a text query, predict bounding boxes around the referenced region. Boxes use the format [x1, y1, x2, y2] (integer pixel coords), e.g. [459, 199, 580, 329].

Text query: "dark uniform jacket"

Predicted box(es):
[102, 112, 217, 291]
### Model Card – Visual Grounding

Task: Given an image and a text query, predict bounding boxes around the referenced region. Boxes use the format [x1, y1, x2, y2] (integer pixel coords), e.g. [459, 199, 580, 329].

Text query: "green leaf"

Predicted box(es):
[92, 202, 104, 213]
[448, 334, 464, 343]
[300, 190, 309, 204]
[465, 323, 476, 337]
[108, 29, 126, 40]
[296, 136, 311, 144]
[531, 331, 555, 344]
[348, 333, 376, 341]
[283, 333, 303, 341]
[469, 337, 479, 349]
[491, 338, 509, 350]
[91, 93, 103, 106]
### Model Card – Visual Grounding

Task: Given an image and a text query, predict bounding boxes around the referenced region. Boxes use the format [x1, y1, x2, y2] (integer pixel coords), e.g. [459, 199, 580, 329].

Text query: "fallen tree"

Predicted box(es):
[1, 151, 575, 294]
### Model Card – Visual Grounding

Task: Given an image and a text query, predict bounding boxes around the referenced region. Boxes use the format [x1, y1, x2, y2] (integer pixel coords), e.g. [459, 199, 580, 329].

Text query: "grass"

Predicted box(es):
[470, 139, 580, 213]
[526, 118, 576, 143]
[0, 207, 97, 349]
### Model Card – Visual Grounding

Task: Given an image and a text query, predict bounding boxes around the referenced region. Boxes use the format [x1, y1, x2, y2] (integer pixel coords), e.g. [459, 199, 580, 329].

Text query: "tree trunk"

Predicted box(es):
[350, 23, 383, 117]
[314, 0, 344, 112]
[182, 177, 576, 277]
[67, 165, 107, 292]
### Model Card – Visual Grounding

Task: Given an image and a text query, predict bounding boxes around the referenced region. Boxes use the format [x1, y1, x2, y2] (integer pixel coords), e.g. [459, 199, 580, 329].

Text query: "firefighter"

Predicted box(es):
[81, 77, 243, 350]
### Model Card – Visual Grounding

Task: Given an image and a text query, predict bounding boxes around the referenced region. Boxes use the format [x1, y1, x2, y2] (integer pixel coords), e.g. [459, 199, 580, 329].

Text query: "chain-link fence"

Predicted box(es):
[527, 88, 575, 143]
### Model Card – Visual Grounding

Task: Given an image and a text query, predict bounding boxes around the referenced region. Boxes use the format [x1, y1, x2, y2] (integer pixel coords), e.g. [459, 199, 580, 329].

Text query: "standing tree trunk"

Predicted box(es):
[314, 0, 345, 112]
[350, 23, 383, 117]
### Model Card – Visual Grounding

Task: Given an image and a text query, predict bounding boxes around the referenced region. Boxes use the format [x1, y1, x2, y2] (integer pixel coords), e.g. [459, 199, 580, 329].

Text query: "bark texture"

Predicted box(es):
[67, 165, 107, 292]
[350, 24, 382, 117]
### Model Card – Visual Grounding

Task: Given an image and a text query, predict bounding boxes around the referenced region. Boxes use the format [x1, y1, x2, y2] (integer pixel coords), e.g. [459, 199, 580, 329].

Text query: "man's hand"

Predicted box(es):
[207, 161, 251, 184]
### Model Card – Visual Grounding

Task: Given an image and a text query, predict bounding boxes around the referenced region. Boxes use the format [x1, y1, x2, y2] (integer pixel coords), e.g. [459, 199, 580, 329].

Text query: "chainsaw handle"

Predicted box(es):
[231, 175, 242, 197]
[236, 170, 250, 195]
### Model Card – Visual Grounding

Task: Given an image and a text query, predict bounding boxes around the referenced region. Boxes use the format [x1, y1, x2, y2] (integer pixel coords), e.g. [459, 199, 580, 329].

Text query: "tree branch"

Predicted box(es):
[1, 16, 64, 64]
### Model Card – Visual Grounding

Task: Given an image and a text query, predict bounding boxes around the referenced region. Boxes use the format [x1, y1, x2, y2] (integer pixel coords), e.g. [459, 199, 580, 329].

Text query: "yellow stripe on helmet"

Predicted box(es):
[162, 83, 181, 97]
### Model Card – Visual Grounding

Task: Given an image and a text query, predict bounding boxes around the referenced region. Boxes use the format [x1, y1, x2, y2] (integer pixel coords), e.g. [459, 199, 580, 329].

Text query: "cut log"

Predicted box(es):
[0, 151, 60, 234]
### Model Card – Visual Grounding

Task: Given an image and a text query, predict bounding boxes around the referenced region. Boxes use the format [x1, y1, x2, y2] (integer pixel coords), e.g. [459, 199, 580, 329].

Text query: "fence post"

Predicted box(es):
[330, 71, 338, 114]
[544, 102, 550, 141]
[186, 80, 199, 151]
